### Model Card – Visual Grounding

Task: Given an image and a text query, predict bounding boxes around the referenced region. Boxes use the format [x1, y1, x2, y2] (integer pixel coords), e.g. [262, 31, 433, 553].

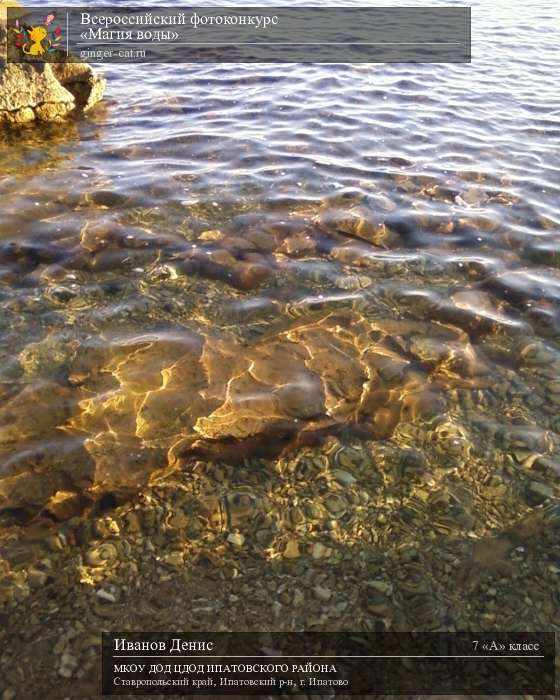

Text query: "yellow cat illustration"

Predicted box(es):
[23, 25, 50, 56]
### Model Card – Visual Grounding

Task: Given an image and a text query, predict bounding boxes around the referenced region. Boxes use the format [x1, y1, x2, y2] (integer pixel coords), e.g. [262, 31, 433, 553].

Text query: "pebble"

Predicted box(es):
[366, 579, 392, 595]
[293, 589, 305, 606]
[330, 468, 357, 486]
[96, 589, 117, 603]
[162, 552, 184, 567]
[227, 532, 245, 547]
[85, 543, 118, 567]
[283, 539, 300, 559]
[88, 190, 127, 209]
[311, 543, 328, 559]
[46, 534, 66, 552]
[58, 652, 78, 678]
[325, 495, 347, 516]
[337, 451, 360, 470]
[313, 585, 332, 602]
[27, 568, 48, 587]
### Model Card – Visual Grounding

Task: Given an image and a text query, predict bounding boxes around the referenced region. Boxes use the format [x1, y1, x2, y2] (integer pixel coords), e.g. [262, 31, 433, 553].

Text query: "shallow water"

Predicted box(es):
[1, 0, 560, 638]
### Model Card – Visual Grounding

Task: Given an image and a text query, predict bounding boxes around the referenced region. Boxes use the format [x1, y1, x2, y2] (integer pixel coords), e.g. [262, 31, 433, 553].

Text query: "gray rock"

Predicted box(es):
[51, 61, 107, 113]
[0, 3, 106, 125]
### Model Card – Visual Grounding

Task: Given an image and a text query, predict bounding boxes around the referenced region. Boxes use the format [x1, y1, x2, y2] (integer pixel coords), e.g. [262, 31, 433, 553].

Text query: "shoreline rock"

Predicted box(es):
[0, 2, 106, 125]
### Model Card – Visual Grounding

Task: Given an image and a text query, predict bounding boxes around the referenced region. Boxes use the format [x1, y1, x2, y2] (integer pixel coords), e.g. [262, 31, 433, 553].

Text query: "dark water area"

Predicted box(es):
[0, 0, 559, 662]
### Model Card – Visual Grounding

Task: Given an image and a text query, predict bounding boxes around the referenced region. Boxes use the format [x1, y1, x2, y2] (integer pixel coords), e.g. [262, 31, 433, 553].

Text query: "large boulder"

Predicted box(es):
[0, 1, 106, 124]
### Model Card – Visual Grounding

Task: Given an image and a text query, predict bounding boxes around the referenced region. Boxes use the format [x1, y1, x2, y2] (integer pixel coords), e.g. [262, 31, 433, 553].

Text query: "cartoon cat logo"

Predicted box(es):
[12, 13, 63, 57]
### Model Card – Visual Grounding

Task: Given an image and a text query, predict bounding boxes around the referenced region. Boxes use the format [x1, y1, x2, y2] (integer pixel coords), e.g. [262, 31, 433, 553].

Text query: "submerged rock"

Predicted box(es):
[0, 2, 106, 124]
[0, 310, 494, 520]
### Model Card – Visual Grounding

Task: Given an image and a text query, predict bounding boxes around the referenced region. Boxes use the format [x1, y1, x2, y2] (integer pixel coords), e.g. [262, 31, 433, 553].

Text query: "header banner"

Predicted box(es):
[6, 7, 471, 63]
